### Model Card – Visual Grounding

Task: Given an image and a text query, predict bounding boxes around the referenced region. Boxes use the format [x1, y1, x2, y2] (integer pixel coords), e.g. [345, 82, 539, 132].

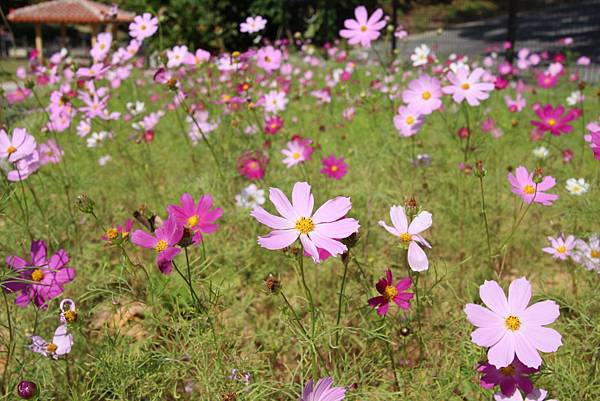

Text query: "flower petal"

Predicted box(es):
[488, 332, 516, 368]
[251, 206, 294, 229]
[408, 211, 432, 234]
[521, 300, 560, 326]
[508, 277, 532, 314]
[257, 229, 298, 250]
[292, 182, 314, 217]
[312, 196, 352, 224]
[407, 241, 428, 271]
[480, 280, 510, 316]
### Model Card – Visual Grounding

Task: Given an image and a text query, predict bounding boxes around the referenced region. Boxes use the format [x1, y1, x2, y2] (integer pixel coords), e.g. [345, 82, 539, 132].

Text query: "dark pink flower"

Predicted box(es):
[265, 116, 283, 135]
[4, 240, 76, 309]
[368, 269, 413, 316]
[320, 155, 348, 180]
[131, 217, 183, 274]
[530, 104, 578, 136]
[536, 73, 558, 89]
[478, 357, 538, 396]
[167, 193, 222, 245]
[237, 150, 269, 180]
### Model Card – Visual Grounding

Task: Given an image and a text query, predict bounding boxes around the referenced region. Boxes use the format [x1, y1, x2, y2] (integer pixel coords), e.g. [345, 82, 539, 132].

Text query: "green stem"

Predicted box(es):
[334, 256, 350, 347]
[2, 291, 13, 395]
[298, 247, 318, 381]
[478, 175, 493, 268]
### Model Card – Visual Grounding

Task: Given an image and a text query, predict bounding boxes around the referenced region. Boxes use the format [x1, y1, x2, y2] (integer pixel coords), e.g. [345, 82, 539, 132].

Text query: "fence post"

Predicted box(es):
[506, 0, 518, 61]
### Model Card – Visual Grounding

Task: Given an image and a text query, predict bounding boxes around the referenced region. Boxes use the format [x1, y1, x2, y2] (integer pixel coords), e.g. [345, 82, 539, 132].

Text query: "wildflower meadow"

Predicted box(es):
[1, 4, 600, 401]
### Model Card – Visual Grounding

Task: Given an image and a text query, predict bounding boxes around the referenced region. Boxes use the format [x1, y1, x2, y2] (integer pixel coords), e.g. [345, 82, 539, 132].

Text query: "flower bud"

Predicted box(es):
[17, 380, 37, 399]
[264, 273, 280, 294]
[75, 193, 95, 214]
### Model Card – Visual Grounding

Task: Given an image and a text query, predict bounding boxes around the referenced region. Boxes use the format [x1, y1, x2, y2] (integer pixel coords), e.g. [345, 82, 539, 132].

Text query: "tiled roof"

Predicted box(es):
[7, 0, 135, 24]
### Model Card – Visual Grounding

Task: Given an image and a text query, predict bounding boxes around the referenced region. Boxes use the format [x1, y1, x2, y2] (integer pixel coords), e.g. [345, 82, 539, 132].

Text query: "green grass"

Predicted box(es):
[0, 57, 599, 401]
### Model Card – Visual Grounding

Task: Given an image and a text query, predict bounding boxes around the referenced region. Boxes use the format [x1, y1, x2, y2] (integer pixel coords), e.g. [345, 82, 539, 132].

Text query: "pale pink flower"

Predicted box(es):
[339, 6, 386, 48]
[443, 67, 494, 106]
[542, 234, 575, 260]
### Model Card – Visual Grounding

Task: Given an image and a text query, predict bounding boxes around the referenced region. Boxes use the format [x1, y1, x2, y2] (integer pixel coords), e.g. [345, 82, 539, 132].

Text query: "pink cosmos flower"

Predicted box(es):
[379, 205, 432, 271]
[442, 67, 494, 106]
[530, 104, 577, 136]
[478, 357, 538, 396]
[402, 74, 442, 115]
[591, 132, 600, 161]
[339, 6, 386, 48]
[265, 116, 284, 135]
[0, 127, 37, 163]
[320, 155, 348, 180]
[300, 377, 345, 401]
[542, 234, 575, 260]
[29, 323, 73, 359]
[38, 140, 63, 166]
[5, 240, 76, 309]
[282, 138, 311, 168]
[167, 193, 222, 245]
[464, 278, 562, 369]
[251, 182, 360, 263]
[167, 45, 189, 69]
[507, 166, 558, 206]
[256, 46, 282, 73]
[240, 16, 267, 33]
[237, 150, 269, 180]
[6, 150, 40, 182]
[129, 13, 159, 41]
[536, 73, 558, 89]
[504, 94, 526, 113]
[368, 269, 413, 316]
[393, 106, 425, 137]
[131, 217, 184, 274]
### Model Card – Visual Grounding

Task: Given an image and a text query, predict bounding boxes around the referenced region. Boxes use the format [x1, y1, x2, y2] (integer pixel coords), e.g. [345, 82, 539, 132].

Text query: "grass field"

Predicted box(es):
[0, 18, 599, 401]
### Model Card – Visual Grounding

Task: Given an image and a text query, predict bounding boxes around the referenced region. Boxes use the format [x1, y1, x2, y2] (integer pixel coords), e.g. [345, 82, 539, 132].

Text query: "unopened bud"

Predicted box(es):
[75, 193, 95, 214]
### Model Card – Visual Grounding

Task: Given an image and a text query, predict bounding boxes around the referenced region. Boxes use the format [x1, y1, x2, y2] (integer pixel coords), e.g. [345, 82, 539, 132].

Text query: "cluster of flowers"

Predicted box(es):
[543, 234, 600, 272]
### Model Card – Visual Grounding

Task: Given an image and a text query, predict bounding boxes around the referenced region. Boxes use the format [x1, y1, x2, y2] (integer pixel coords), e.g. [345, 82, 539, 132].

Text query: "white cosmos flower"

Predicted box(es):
[565, 178, 589, 195]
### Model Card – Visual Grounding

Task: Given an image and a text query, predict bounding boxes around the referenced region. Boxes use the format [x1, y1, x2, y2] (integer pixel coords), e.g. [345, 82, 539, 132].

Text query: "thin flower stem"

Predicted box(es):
[297, 247, 318, 381]
[461, 103, 471, 163]
[478, 175, 493, 268]
[383, 316, 401, 391]
[172, 259, 204, 313]
[1, 291, 13, 395]
[334, 255, 350, 347]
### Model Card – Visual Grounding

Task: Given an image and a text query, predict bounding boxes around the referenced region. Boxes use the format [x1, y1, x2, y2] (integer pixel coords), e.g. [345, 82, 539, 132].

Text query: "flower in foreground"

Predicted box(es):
[393, 106, 425, 137]
[167, 193, 222, 245]
[494, 388, 556, 401]
[507, 166, 558, 206]
[131, 217, 183, 274]
[129, 13, 158, 41]
[542, 234, 575, 260]
[320, 155, 348, 180]
[300, 377, 345, 401]
[402, 74, 442, 115]
[442, 67, 494, 106]
[4, 240, 76, 309]
[478, 356, 538, 396]
[379, 205, 432, 271]
[339, 6, 386, 48]
[464, 277, 562, 369]
[368, 269, 413, 316]
[0, 127, 36, 163]
[251, 182, 359, 263]
[29, 323, 73, 359]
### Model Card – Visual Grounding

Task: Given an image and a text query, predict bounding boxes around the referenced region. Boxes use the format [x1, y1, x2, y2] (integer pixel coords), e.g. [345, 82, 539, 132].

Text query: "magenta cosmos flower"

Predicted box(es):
[379, 205, 432, 271]
[339, 6, 386, 48]
[478, 356, 538, 396]
[265, 116, 284, 135]
[443, 67, 494, 106]
[251, 182, 360, 263]
[530, 104, 578, 137]
[167, 193, 222, 245]
[129, 13, 158, 41]
[464, 278, 562, 369]
[368, 269, 413, 316]
[320, 155, 348, 180]
[5, 240, 76, 309]
[131, 217, 183, 274]
[542, 234, 575, 260]
[0, 127, 36, 163]
[402, 74, 443, 115]
[507, 166, 558, 206]
[237, 150, 269, 180]
[300, 377, 345, 401]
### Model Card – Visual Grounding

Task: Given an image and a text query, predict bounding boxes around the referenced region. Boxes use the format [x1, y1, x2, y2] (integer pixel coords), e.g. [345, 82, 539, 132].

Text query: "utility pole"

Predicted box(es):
[506, 0, 518, 61]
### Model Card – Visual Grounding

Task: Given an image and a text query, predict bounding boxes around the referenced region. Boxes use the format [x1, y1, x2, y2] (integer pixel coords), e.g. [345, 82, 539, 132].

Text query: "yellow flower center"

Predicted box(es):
[406, 116, 415, 125]
[547, 118, 556, 126]
[499, 365, 515, 376]
[331, 165, 338, 172]
[264, 56, 271, 62]
[47, 343, 58, 353]
[100, 43, 106, 50]
[505, 315, 521, 331]
[557, 246, 566, 253]
[461, 83, 470, 90]
[295, 217, 315, 234]
[222, 94, 232, 102]
[140, 24, 147, 31]
[422, 91, 431, 100]
[523, 185, 535, 195]
[292, 152, 301, 160]
[383, 285, 398, 301]
[63, 310, 77, 323]
[399, 232, 412, 243]
[31, 269, 44, 282]
[270, 123, 278, 129]
[360, 25, 367, 32]
[7, 146, 17, 155]
[122, 231, 129, 239]
[591, 250, 600, 258]
[187, 215, 199, 227]
[249, 161, 258, 169]
[106, 228, 118, 240]
[155, 240, 168, 252]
